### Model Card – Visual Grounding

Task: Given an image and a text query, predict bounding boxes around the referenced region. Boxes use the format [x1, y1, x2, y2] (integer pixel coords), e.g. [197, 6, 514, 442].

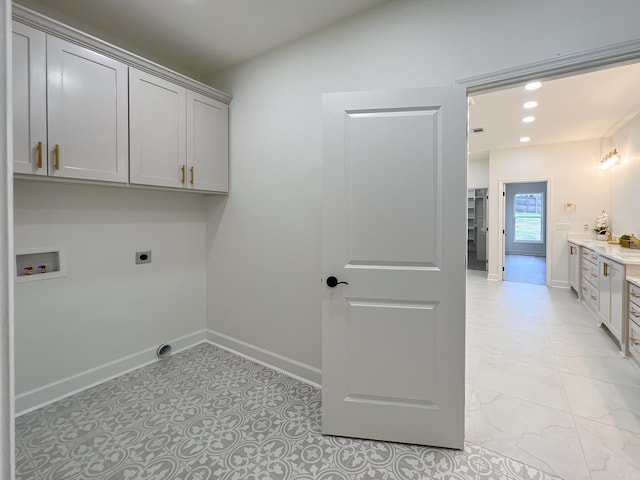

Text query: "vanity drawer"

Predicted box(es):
[590, 262, 599, 282]
[629, 301, 640, 324]
[629, 317, 640, 361]
[629, 282, 640, 309]
[589, 284, 598, 310]
[582, 249, 592, 262]
[590, 251, 599, 262]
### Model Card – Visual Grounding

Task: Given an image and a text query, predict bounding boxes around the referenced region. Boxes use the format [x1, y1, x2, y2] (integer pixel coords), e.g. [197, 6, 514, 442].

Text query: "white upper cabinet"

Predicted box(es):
[47, 36, 128, 183]
[129, 68, 186, 188]
[130, 68, 229, 192]
[12, 7, 230, 192]
[187, 91, 229, 192]
[12, 22, 46, 175]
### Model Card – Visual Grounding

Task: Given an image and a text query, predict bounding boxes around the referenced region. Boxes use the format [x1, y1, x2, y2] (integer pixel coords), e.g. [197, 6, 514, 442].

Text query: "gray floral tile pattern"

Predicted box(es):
[15, 343, 561, 479]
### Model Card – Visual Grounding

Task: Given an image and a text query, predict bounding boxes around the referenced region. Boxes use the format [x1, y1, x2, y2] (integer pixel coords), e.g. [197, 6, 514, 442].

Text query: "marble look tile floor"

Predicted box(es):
[16, 343, 563, 480]
[466, 270, 640, 480]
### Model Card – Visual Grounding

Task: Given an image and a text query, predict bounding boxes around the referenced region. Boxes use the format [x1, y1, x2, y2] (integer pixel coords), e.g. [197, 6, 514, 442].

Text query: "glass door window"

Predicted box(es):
[513, 193, 543, 243]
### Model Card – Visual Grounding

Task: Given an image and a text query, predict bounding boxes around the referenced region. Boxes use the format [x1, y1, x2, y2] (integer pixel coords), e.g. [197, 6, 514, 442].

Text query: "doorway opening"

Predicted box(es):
[467, 187, 487, 272]
[503, 181, 547, 284]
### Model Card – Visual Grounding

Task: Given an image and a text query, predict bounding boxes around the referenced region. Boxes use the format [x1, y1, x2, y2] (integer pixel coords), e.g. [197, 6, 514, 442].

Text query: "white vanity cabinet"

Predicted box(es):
[597, 257, 625, 344]
[628, 281, 640, 364]
[129, 68, 229, 193]
[581, 247, 599, 312]
[12, 22, 129, 183]
[568, 242, 580, 295]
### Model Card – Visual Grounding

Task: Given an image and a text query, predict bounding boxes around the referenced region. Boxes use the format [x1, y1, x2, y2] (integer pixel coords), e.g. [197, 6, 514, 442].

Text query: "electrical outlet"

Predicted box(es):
[135, 251, 151, 265]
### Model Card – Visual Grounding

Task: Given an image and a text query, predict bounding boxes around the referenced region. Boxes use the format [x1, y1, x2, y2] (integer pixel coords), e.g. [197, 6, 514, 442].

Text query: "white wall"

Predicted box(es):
[610, 112, 640, 236]
[207, 0, 640, 374]
[488, 140, 610, 285]
[13, 181, 207, 396]
[469, 157, 489, 189]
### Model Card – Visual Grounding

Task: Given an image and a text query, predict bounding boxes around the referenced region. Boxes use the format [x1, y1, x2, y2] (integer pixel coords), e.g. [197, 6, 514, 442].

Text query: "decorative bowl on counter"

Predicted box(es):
[620, 234, 640, 248]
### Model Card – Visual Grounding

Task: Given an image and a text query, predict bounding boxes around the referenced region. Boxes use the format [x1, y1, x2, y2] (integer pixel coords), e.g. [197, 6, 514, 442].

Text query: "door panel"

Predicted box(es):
[186, 90, 229, 192]
[47, 36, 128, 182]
[505, 182, 546, 256]
[322, 87, 466, 448]
[348, 110, 438, 267]
[12, 22, 46, 175]
[129, 68, 186, 188]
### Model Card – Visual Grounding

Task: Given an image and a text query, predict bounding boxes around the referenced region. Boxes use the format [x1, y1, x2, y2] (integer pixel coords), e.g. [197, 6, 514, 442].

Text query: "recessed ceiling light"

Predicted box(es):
[520, 136, 531, 143]
[522, 116, 535, 123]
[525, 81, 542, 91]
[523, 101, 538, 109]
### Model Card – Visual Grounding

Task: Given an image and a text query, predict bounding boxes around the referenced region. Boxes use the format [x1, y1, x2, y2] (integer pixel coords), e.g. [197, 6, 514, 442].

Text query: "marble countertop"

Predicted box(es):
[568, 236, 640, 265]
[628, 276, 640, 287]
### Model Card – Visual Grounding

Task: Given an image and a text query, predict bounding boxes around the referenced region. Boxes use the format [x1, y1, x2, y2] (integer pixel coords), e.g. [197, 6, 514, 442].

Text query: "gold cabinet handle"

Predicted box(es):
[181, 165, 185, 184]
[604, 263, 609, 277]
[631, 308, 640, 318]
[591, 295, 597, 300]
[54, 144, 60, 170]
[37, 141, 43, 169]
[631, 291, 640, 299]
[190, 166, 194, 185]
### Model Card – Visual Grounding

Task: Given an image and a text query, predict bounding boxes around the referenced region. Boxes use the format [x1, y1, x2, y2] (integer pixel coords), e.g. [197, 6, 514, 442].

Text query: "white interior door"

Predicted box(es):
[322, 87, 467, 448]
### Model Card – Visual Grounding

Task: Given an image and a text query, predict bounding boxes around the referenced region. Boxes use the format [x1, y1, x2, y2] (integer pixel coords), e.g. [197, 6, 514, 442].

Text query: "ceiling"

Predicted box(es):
[13, 0, 390, 80]
[469, 61, 640, 161]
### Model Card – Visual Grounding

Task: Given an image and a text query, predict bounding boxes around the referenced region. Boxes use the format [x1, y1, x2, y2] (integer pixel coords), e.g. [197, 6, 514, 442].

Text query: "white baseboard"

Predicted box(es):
[15, 330, 207, 416]
[487, 273, 500, 281]
[205, 329, 322, 388]
[551, 280, 570, 289]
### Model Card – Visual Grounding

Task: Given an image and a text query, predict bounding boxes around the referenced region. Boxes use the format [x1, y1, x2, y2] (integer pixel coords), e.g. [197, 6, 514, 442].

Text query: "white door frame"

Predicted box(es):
[459, 39, 640, 286]
[498, 178, 552, 286]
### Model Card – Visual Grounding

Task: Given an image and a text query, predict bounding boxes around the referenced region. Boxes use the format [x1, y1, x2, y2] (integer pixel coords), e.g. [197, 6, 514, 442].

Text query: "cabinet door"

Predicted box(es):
[597, 258, 611, 325]
[47, 36, 128, 183]
[609, 261, 624, 342]
[130, 68, 186, 188]
[186, 91, 229, 192]
[569, 243, 580, 291]
[12, 22, 46, 175]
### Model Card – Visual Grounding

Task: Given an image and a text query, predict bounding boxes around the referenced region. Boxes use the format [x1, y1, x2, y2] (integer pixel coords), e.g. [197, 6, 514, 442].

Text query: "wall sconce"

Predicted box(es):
[600, 149, 621, 170]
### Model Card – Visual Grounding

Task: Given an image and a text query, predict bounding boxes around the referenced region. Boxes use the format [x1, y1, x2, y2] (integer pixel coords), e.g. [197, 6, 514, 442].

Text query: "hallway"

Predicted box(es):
[503, 254, 546, 285]
[466, 270, 640, 479]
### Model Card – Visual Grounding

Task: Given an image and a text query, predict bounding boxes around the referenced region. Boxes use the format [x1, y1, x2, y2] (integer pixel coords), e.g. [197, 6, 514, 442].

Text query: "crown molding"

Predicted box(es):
[12, 3, 232, 104]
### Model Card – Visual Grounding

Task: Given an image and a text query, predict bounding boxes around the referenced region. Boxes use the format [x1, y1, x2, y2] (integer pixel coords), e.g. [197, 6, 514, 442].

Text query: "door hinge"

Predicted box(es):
[502, 229, 505, 235]
[502, 266, 505, 271]
[502, 191, 505, 197]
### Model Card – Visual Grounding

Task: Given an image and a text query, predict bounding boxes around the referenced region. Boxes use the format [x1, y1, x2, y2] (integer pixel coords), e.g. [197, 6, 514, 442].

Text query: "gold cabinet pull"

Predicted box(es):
[631, 291, 640, 299]
[54, 144, 60, 170]
[631, 308, 640, 318]
[180, 165, 186, 184]
[603, 263, 608, 277]
[37, 141, 43, 169]
[190, 166, 194, 185]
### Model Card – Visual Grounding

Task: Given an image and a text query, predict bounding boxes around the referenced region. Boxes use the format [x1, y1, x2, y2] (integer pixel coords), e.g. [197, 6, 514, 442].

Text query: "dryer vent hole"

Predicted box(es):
[156, 344, 172, 358]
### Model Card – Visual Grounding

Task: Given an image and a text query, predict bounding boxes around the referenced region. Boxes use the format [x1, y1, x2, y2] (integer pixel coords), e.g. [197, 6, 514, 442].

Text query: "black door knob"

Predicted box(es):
[327, 276, 349, 288]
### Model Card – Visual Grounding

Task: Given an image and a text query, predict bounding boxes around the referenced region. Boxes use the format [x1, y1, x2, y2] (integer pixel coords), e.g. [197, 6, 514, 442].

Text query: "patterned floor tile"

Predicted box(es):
[16, 343, 560, 480]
